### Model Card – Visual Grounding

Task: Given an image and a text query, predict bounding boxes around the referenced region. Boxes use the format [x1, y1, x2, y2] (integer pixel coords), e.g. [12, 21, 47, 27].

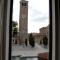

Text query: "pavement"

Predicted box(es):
[11, 43, 49, 57]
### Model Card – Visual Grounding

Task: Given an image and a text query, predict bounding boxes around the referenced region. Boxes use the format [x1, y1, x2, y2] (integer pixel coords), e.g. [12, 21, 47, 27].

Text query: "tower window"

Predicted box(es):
[22, 3, 27, 6]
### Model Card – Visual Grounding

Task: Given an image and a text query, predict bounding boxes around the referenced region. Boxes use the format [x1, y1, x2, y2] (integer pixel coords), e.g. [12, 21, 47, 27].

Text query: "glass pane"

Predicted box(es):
[11, 56, 20, 60]
[11, 0, 49, 60]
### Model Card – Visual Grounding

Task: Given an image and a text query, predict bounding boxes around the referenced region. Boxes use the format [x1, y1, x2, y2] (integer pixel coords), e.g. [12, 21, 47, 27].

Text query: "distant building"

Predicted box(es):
[40, 26, 49, 44]
[34, 33, 46, 44]
[12, 32, 20, 44]
[40, 26, 49, 36]
[31, 26, 49, 44]
[12, 25, 49, 45]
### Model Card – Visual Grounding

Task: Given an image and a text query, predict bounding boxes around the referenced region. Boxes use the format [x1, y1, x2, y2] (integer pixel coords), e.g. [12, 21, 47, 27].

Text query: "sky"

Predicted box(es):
[12, 0, 49, 33]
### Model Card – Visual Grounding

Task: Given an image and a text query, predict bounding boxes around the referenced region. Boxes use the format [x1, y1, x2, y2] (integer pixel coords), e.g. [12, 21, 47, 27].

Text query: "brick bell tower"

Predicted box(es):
[19, 0, 28, 44]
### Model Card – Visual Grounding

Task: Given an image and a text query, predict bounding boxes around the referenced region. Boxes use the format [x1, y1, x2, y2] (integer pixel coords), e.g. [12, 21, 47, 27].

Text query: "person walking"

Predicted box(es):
[25, 39, 28, 47]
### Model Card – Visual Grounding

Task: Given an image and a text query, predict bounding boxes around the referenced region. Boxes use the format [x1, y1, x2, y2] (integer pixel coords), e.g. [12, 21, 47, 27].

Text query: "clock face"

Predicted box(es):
[22, 3, 27, 6]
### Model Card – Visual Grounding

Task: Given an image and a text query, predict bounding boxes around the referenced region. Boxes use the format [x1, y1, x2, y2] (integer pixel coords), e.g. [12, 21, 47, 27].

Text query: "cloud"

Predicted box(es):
[29, 15, 49, 23]
[32, 15, 49, 22]
[28, 7, 43, 18]
[28, 6, 49, 23]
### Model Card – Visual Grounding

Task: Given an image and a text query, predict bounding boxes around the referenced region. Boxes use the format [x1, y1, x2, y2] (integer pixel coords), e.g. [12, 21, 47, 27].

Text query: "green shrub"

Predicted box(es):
[43, 37, 48, 46]
[29, 33, 35, 47]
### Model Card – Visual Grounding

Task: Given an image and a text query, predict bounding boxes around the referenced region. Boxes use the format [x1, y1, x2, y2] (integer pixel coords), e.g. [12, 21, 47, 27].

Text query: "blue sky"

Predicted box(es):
[12, 0, 49, 33]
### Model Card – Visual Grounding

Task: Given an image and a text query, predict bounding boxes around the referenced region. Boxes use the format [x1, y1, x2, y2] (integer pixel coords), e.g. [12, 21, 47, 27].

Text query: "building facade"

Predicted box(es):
[32, 26, 49, 45]
[40, 26, 49, 36]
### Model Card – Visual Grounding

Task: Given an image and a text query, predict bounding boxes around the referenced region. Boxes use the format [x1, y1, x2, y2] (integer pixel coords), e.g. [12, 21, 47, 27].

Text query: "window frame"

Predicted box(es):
[9, 0, 53, 60]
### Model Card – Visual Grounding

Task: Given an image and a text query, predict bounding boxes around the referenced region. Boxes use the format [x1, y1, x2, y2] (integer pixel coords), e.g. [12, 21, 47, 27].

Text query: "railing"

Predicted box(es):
[11, 55, 48, 60]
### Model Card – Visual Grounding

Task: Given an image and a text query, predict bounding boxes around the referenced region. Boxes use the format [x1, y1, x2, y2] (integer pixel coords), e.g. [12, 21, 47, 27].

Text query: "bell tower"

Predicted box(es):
[19, 0, 28, 43]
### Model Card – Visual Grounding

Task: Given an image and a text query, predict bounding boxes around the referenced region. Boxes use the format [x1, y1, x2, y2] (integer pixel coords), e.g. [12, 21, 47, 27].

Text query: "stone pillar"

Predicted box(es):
[0, 0, 11, 60]
[0, 0, 5, 60]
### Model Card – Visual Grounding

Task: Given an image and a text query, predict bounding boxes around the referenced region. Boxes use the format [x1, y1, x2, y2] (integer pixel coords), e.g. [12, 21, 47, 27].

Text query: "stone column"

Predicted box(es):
[0, 0, 11, 60]
[0, 0, 4, 60]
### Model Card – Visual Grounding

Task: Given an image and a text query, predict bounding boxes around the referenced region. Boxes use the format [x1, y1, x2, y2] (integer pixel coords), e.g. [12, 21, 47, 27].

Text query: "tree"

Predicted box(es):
[43, 37, 48, 46]
[12, 21, 18, 27]
[40, 41, 42, 44]
[29, 33, 35, 47]
[12, 21, 18, 37]
[13, 27, 18, 37]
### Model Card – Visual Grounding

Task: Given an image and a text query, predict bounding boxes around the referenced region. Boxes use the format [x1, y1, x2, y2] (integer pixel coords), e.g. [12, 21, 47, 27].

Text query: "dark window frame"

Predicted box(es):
[9, 0, 52, 60]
